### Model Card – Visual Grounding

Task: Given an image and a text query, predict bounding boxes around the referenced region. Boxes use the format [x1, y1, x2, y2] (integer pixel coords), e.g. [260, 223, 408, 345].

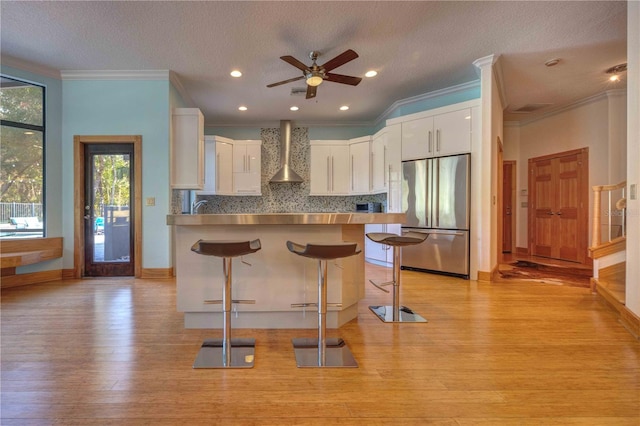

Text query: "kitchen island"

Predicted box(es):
[167, 213, 405, 329]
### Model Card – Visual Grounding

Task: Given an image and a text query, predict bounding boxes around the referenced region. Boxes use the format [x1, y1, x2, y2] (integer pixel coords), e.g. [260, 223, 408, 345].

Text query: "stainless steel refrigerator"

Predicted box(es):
[401, 154, 470, 278]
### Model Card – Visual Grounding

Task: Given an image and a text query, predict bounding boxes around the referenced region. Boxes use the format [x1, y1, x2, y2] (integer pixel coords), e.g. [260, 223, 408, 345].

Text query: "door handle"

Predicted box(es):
[84, 215, 91, 220]
[428, 131, 432, 153]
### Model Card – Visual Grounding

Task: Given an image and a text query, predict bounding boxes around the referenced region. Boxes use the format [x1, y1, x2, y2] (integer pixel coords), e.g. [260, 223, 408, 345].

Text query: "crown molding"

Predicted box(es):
[507, 89, 627, 127]
[60, 70, 170, 80]
[472, 54, 498, 72]
[376, 80, 481, 126]
[169, 71, 196, 108]
[1, 55, 61, 80]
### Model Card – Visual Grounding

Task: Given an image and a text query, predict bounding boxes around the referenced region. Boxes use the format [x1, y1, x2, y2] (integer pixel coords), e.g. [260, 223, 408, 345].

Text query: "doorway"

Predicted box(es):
[74, 136, 142, 278]
[528, 148, 589, 264]
[502, 161, 516, 253]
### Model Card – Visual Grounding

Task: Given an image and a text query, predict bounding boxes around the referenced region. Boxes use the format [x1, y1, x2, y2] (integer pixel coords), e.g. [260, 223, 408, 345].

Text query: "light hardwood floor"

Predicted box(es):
[2, 264, 639, 425]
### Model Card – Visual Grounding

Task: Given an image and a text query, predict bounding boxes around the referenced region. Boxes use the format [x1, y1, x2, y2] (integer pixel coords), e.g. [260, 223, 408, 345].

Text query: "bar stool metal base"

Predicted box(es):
[193, 338, 256, 369]
[291, 337, 358, 368]
[369, 305, 428, 323]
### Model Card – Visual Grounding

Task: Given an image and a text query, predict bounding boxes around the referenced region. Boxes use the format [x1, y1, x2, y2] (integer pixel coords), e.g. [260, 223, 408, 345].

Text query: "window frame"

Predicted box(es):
[0, 74, 46, 238]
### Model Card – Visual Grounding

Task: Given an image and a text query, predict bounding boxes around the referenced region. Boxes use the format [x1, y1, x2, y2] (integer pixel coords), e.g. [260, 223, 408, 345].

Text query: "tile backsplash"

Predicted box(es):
[172, 126, 386, 214]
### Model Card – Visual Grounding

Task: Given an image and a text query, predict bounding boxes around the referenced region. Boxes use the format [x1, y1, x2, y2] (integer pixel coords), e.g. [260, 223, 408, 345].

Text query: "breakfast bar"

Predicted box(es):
[167, 212, 405, 329]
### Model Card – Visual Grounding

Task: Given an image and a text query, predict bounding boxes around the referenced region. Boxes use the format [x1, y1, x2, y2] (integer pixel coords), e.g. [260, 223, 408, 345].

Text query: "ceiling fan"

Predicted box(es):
[267, 49, 362, 99]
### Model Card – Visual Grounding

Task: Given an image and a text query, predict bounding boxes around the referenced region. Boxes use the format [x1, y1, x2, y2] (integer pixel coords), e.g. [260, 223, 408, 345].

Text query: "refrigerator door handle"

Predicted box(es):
[434, 157, 440, 228]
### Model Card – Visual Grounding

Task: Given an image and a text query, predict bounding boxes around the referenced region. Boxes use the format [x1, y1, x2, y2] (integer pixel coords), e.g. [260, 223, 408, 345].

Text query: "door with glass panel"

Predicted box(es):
[84, 144, 134, 276]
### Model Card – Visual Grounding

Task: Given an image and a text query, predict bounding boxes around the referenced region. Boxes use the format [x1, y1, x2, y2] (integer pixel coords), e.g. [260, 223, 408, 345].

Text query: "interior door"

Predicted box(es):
[84, 143, 135, 276]
[529, 149, 588, 263]
[502, 161, 515, 253]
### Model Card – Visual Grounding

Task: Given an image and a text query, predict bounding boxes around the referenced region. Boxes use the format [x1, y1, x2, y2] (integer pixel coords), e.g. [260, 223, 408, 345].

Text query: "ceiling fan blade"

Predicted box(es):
[280, 55, 309, 72]
[325, 73, 362, 86]
[266, 75, 305, 88]
[320, 49, 359, 72]
[306, 85, 317, 99]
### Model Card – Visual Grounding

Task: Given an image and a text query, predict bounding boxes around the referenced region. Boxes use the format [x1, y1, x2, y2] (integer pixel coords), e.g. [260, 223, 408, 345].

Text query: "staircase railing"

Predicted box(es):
[591, 181, 626, 249]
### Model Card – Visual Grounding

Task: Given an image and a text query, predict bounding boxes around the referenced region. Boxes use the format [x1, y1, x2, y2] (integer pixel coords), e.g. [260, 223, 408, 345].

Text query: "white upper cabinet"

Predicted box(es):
[214, 138, 234, 195]
[349, 136, 372, 195]
[232, 140, 262, 195]
[196, 136, 260, 196]
[310, 141, 350, 195]
[399, 105, 472, 161]
[433, 108, 472, 156]
[371, 130, 387, 194]
[384, 124, 402, 213]
[171, 108, 204, 189]
[401, 116, 433, 160]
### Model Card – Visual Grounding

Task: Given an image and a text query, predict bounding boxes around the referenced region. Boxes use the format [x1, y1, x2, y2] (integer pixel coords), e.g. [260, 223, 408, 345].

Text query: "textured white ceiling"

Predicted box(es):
[0, 1, 628, 127]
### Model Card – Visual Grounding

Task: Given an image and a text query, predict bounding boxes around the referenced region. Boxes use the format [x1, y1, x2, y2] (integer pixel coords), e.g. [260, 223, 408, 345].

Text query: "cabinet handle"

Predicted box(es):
[428, 131, 433, 153]
[327, 156, 330, 192]
[351, 155, 354, 190]
[436, 129, 441, 152]
[216, 153, 220, 191]
[370, 151, 373, 191]
[383, 146, 387, 188]
[388, 165, 392, 210]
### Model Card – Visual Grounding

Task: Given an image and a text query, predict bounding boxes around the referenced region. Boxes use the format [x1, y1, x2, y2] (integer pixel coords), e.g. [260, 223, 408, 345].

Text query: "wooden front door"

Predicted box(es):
[528, 148, 588, 263]
[502, 161, 515, 253]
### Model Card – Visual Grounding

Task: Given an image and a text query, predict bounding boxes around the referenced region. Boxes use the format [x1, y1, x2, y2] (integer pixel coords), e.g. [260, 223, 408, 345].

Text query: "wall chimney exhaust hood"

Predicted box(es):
[270, 120, 303, 183]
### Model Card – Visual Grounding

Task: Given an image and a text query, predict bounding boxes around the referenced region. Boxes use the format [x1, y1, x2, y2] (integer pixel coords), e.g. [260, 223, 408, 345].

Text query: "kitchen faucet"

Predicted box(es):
[191, 199, 208, 214]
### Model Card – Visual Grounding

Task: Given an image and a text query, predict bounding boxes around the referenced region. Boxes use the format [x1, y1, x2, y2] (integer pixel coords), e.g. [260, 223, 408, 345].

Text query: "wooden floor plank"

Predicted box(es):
[1, 264, 639, 423]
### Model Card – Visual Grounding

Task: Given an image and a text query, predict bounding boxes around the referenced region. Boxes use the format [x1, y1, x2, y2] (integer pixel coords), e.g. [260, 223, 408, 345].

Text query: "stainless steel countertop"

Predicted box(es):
[167, 212, 406, 225]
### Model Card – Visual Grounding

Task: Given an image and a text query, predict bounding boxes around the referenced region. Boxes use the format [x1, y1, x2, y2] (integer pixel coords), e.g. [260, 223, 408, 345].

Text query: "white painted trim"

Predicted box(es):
[378, 80, 480, 125]
[1, 55, 61, 80]
[169, 71, 196, 108]
[386, 98, 480, 126]
[492, 55, 508, 109]
[60, 70, 170, 80]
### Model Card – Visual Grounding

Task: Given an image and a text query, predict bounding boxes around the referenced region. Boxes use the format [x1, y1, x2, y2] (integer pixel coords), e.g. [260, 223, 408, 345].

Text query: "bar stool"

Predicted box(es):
[366, 232, 428, 323]
[190, 239, 261, 368]
[286, 240, 361, 368]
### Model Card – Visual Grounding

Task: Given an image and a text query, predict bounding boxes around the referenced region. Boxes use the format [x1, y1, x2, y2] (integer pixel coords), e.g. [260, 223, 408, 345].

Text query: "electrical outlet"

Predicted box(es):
[146, 197, 155, 206]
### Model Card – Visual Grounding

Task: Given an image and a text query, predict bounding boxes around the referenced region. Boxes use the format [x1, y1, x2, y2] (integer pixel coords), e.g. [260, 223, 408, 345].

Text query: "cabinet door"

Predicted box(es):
[195, 137, 216, 194]
[371, 132, 387, 193]
[386, 124, 403, 212]
[310, 145, 332, 195]
[331, 145, 351, 195]
[401, 116, 433, 161]
[350, 141, 371, 194]
[233, 143, 261, 195]
[215, 141, 233, 194]
[433, 108, 471, 156]
[364, 224, 387, 262]
[171, 108, 204, 189]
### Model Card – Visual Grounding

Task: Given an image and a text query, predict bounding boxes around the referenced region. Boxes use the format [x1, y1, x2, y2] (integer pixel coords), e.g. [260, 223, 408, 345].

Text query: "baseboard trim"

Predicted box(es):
[594, 278, 639, 340]
[516, 247, 529, 256]
[477, 264, 499, 282]
[1, 269, 62, 289]
[141, 267, 174, 279]
[62, 269, 76, 280]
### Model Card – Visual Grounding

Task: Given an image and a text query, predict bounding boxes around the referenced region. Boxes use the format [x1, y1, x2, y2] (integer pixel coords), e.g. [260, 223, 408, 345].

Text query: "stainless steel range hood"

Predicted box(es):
[270, 120, 303, 183]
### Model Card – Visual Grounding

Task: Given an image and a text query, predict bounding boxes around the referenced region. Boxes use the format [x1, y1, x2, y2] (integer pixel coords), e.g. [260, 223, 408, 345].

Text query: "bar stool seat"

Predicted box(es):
[190, 239, 261, 369]
[287, 240, 361, 368]
[367, 232, 429, 323]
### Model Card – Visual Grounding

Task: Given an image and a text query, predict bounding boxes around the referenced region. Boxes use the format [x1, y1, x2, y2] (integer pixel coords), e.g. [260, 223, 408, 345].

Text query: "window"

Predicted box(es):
[0, 76, 45, 238]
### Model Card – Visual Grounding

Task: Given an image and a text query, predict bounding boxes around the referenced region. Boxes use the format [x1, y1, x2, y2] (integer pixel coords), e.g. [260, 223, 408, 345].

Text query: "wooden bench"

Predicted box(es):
[1, 237, 63, 278]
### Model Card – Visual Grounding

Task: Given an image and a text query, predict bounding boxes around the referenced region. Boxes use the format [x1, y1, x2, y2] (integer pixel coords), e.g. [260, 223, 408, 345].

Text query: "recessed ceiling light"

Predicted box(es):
[24, 131, 34, 135]
[230, 70, 242, 77]
[544, 58, 560, 67]
[606, 63, 627, 83]
[365, 70, 378, 78]
[339, 105, 349, 111]
[290, 106, 299, 111]
[238, 106, 248, 111]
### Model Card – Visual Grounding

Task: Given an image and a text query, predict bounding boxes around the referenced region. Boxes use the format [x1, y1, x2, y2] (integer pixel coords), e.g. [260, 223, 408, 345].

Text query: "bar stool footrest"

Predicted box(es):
[369, 305, 428, 323]
[193, 338, 256, 369]
[291, 337, 358, 368]
[369, 279, 393, 293]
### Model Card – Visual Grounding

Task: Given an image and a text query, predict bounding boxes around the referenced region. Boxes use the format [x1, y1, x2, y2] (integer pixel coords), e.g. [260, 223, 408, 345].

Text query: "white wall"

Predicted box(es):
[504, 93, 626, 250]
[626, 1, 639, 316]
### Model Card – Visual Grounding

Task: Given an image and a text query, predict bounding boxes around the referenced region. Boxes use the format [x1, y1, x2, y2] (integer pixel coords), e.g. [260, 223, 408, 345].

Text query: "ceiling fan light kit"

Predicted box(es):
[267, 49, 362, 99]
